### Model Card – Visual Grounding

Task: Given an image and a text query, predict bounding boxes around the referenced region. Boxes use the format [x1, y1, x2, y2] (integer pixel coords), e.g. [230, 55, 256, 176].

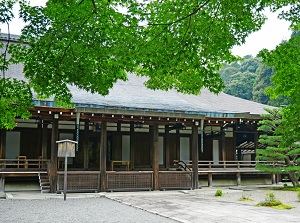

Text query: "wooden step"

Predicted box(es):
[38, 172, 50, 193]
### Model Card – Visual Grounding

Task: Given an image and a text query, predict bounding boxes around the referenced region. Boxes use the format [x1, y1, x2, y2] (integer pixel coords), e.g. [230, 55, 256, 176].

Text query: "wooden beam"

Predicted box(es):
[100, 121, 107, 192]
[50, 118, 58, 193]
[152, 124, 159, 190]
[192, 124, 199, 189]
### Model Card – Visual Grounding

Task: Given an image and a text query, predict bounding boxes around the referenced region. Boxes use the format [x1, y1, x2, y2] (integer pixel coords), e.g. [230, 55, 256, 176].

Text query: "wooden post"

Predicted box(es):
[63, 155, 68, 200]
[37, 121, 42, 158]
[84, 120, 89, 170]
[0, 175, 4, 192]
[42, 122, 48, 159]
[50, 118, 58, 193]
[130, 122, 135, 170]
[272, 173, 276, 185]
[236, 172, 241, 186]
[0, 129, 6, 159]
[208, 173, 213, 187]
[152, 124, 159, 190]
[57, 139, 76, 201]
[100, 122, 107, 192]
[165, 125, 170, 169]
[192, 124, 199, 189]
[221, 129, 226, 162]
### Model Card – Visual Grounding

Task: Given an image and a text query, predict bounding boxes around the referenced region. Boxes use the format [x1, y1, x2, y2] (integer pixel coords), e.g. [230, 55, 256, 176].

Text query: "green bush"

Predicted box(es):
[265, 191, 276, 202]
[297, 191, 300, 202]
[238, 192, 253, 201]
[215, 189, 223, 197]
[258, 200, 282, 207]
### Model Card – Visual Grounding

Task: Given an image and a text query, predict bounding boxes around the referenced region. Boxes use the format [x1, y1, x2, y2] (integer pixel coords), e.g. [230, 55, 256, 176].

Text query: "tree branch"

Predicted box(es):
[148, 0, 211, 26]
[91, 0, 98, 14]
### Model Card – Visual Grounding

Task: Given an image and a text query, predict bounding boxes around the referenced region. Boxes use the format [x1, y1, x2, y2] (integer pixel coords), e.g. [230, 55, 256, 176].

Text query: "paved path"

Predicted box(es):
[105, 187, 300, 223]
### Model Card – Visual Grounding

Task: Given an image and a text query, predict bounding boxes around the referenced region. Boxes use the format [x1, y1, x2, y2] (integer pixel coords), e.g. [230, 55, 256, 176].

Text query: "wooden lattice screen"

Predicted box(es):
[57, 172, 100, 192]
[106, 171, 153, 191]
[159, 171, 193, 190]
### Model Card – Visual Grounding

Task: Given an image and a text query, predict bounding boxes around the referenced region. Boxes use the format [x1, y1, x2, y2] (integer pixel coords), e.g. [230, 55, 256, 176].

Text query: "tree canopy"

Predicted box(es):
[1, 0, 299, 129]
[0, 0, 33, 129]
[259, 27, 300, 145]
[5, 0, 293, 104]
[219, 55, 289, 106]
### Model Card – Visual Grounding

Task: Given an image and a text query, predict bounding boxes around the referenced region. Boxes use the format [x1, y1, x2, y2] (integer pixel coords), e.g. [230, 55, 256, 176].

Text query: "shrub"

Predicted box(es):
[258, 200, 282, 207]
[238, 192, 253, 201]
[297, 191, 300, 202]
[265, 191, 275, 202]
[215, 189, 223, 197]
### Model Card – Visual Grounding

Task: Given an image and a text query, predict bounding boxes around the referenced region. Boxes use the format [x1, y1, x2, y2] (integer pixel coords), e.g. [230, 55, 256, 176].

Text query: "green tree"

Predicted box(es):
[0, 0, 33, 130]
[252, 64, 274, 104]
[1, 0, 299, 128]
[220, 56, 260, 100]
[224, 71, 256, 100]
[256, 108, 300, 187]
[259, 26, 300, 145]
[8, 0, 277, 105]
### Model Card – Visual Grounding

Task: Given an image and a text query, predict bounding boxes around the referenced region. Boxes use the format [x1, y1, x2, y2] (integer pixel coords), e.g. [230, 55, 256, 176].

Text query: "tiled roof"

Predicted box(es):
[70, 73, 273, 117]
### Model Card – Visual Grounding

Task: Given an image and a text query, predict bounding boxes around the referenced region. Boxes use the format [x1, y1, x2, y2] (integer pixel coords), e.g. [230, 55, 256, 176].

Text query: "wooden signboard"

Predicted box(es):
[56, 139, 77, 201]
[57, 140, 76, 157]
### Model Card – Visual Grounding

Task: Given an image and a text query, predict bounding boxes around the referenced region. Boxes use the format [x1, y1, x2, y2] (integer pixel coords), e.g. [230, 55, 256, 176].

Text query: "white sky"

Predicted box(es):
[0, 1, 292, 57]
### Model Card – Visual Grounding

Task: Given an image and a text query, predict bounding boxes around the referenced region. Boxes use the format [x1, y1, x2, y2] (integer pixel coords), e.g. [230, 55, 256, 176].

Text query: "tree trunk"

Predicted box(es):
[288, 171, 300, 187]
[284, 157, 300, 187]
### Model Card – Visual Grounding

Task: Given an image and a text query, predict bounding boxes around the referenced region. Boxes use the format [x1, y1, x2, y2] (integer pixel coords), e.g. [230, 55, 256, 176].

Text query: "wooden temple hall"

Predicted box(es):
[0, 34, 275, 193]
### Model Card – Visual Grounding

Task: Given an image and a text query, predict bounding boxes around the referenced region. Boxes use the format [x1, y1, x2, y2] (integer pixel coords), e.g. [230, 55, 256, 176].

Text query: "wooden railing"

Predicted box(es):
[0, 158, 49, 170]
[175, 160, 284, 172]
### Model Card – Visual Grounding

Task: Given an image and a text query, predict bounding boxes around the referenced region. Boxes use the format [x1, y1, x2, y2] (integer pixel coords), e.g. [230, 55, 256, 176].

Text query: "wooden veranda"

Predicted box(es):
[0, 158, 279, 193]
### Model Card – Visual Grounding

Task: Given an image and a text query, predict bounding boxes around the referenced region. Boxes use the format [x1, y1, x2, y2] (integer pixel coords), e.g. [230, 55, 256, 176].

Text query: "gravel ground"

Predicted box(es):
[1, 186, 300, 223]
[0, 197, 178, 223]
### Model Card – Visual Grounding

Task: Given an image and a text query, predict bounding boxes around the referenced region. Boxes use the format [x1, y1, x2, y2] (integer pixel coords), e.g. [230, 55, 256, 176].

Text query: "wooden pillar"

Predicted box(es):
[233, 124, 237, 160]
[100, 121, 107, 192]
[41, 122, 48, 159]
[0, 175, 4, 192]
[254, 123, 258, 159]
[272, 173, 276, 185]
[83, 120, 89, 170]
[130, 122, 135, 170]
[208, 173, 213, 187]
[165, 125, 170, 169]
[221, 130, 226, 161]
[50, 118, 58, 193]
[176, 130, 180, 160]
[152, 124, 159, 190]
[236, 172, 241, 186]
[0, 129, 6, 159]
[192, 124, 199, 189]
[37, 122, 42, 158]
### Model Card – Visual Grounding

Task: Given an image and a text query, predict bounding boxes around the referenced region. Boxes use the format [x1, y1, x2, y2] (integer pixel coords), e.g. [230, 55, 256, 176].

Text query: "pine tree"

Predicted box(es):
[256, 108, 300, 187]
